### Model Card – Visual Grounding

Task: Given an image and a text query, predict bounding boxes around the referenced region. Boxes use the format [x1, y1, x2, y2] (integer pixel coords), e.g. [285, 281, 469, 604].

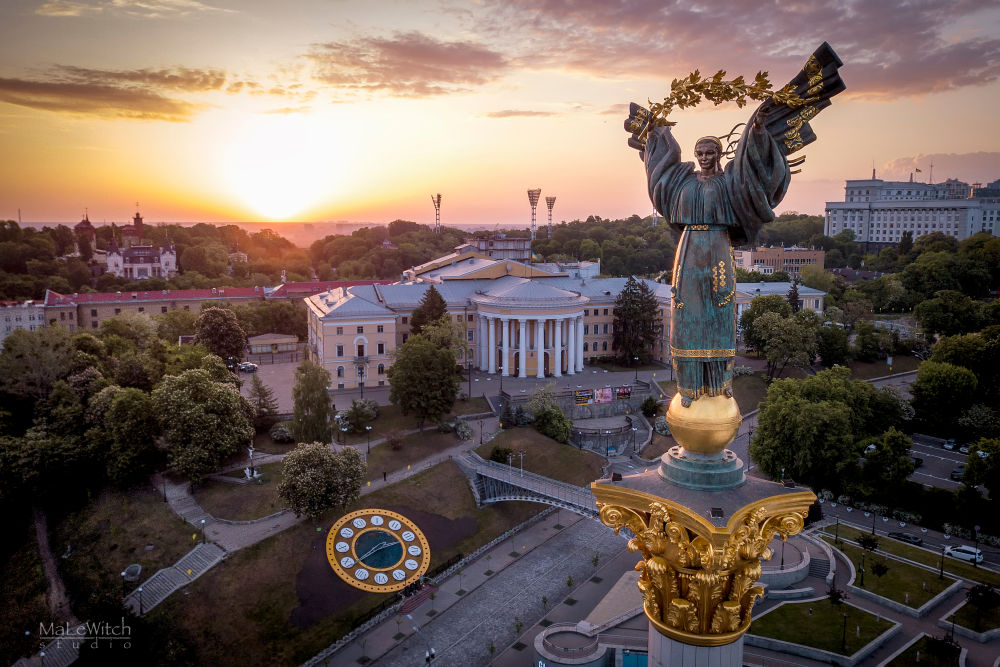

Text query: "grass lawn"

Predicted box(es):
[194, 462, 287, 521]
[847, 355, 920, 380]
[338, 398, 491, 444]
[253, 431, 297, 455]
[156, 460, 539, 667]
[822, 525, 1000, 588]
[733, 374, 768, 413]
[886, 636, 961, 667]
[750, 598, 893, 655]
[475, 428, 607, 486]
[822, 536, 954, 607]
[52, 485, 195, 620]
[364, 429, 465, 481]
[946, 601, 1000, 633]
[652, 379, 676, 400]
[641, 433, 673, 462]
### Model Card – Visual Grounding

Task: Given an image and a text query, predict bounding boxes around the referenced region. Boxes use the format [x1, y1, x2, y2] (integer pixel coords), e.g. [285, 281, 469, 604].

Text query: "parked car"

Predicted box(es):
[238, 362, 258, 373]
[945, 545, 983, 564]
[944, 439, 957, 451]
[950, 465, 965, 481]
[977, 450, 990, 460]
[887, 532, 923, 546]
[958, 445, 969, 455]
[912, 457, 923, 468]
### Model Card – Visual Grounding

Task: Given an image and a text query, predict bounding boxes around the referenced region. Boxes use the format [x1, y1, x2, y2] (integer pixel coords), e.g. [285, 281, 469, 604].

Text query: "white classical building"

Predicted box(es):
[306, 251, 827, 390]
[1, 300, 46, 346]
[824, 173, 1000, 253]
[106, 237, 178, 280]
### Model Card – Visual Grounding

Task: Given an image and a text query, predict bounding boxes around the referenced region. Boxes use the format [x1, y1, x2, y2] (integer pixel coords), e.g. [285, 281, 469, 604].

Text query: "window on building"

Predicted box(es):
[402, 333, 408, 343]
[467, 330, 474, 341]
[60, 312, 65, 320]
[603, 324, 609, 334]
[336, 327, 343, 335]
[357, 344, 365, 357]
[584, 342, 589, 351]
[379, 380, 385, 386]
[183, 305, 190, 311]
[584, 325, 590, 334]
[357, 326, 363, 334]
[377, 325, 384, 333]
[378, 363, 385, 375]
[377, 342, 385, 355]
[603, 309, 608, 316]
[602, 341, 608, 351]
[337, 367, 344, 378]
[584, 309, 589, 316]
[92, 321, 98, 329]
[91, 309, 97, 317]
[138, 307, 144, 313]
[401, 317, 408, 325]
[337, 344, 344, 357]
[161, 306, 168, 313]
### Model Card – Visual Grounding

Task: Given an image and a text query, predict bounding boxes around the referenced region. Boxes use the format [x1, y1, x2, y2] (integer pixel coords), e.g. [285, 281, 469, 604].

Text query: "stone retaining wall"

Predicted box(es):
[937, 600, 1000, 643]
[847, 573, 963, 618]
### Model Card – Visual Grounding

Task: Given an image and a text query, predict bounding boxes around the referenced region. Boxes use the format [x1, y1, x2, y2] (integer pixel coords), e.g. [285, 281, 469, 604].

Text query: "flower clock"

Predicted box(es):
[326, 509, 431, 593]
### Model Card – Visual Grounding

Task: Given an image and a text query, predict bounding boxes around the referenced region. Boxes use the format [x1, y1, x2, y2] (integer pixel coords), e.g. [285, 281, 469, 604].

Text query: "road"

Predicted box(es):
[909, 436, 969, 491]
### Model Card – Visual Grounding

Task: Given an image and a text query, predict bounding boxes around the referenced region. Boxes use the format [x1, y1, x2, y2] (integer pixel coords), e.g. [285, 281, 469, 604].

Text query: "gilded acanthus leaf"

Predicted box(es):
[647, 69, 773, 127]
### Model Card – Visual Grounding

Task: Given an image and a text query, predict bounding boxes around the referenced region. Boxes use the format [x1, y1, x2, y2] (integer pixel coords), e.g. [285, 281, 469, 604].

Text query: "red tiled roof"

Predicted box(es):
[44, 287, 266, 306]
[266, 280, 392, 298]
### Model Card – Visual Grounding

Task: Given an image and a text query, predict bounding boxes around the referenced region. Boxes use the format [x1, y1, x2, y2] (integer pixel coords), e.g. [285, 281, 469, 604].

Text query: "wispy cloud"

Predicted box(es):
[483, 0, 1000, 100]
[481, 109, 561, 118]
[36, 0, 234, 18]
[307, 31, 508, 98]
[262, 106, 311, 115]
[0, 66, 228, 121]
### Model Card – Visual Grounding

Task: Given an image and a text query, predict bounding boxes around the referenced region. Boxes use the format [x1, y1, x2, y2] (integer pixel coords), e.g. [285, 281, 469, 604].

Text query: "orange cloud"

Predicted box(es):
[481, 109, 561, 118]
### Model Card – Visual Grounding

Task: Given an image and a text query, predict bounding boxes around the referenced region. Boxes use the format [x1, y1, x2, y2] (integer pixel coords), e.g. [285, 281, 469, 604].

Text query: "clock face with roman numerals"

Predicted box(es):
[326, 509, 431, 593]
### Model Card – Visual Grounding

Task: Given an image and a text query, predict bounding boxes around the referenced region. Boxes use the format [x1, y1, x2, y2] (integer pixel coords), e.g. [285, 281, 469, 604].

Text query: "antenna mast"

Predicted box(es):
[527, 189, 541, 240]
[545, 197, 556, 238]
[430, 194, 442, 233]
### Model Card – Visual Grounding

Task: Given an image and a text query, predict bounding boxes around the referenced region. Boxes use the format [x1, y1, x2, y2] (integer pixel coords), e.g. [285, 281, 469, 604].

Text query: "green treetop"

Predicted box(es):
[387, 333, 458, 431]
[409, 285, 448, 335]
[292, 359, 335, 443]
[612, 276, 661, 365]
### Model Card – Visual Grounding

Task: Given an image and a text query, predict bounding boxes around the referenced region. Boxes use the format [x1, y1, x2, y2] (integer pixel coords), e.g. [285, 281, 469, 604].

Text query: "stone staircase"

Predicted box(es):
[400, 585, 440, 614]
[124, 543, 225, 615]
[11, 623, 87, 667]
[808, 557, 830, 580]
[168, 492, 216, 528]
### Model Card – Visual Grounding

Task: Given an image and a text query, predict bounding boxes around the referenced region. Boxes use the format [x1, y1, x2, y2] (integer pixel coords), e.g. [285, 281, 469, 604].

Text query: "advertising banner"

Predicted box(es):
[595, 387, 613, 404]
[575, 390, 594, 405]
[616, 386, 632, 400]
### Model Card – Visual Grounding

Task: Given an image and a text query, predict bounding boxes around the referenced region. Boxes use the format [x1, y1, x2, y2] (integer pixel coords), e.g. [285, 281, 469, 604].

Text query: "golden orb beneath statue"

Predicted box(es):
[665, 394, 741, 454]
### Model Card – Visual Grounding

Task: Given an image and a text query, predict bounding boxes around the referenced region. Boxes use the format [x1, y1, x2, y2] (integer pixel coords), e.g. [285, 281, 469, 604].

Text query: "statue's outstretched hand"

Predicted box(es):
[753, 105, 771, 131]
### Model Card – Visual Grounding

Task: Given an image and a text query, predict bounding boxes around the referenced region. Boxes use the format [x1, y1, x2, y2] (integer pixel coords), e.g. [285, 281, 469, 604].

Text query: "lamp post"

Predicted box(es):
[780, 539, 786, 569]
[201, 518, 206, 545]
[358, 366, 365, 399]
[632, 426, 638, 453]
[841, 613, 848, 654]
[406, 615, 435, 662]
[121, 571, 127, 599]
[859, 552, 866, 587]
[507, 453, 514, 484]
[247, 444, 255, 477]
[634, 356, 639, 382]
[939, 545, 945, 580]
[518, 448, 526, 477]
[835, 516, 840, 544]
[872, 511, 877, 535]
[137, 587, 143, 616]
[606, 430, 612, 457]
[366, 426, 372, 454]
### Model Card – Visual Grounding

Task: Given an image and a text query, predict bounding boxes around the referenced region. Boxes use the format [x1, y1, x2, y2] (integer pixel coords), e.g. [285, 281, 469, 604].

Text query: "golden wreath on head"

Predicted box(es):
[695, 136, 724, 153]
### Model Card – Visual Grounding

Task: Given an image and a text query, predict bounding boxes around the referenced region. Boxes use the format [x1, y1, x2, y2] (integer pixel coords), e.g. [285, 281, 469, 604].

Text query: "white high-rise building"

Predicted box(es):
[824, 172, 999, 252]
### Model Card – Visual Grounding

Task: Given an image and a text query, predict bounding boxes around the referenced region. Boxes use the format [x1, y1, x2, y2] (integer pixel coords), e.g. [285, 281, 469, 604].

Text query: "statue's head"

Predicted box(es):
[694, 136, 723, 173]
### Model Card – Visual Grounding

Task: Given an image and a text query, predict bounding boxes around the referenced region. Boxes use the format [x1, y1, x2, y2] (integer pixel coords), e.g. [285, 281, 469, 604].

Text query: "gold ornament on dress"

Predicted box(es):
[595, 495, 810, 646]
[670, 346, 736, 358]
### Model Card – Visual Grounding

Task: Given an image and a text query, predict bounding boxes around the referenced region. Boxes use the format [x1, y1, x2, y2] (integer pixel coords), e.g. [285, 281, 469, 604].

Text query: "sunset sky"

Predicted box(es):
[2, 0, 1000, 227]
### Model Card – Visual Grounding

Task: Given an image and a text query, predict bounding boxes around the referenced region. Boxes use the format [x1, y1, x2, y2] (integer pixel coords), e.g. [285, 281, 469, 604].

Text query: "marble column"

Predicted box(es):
[576, 315, 585, 371]
[648, 625, 743, 667]
[518, 319, 527, 378]
[501, 317, 510, 377]
[566, 317, 576, 375]
[554, 318, 563, 377]
[479, 315, 487, 371]
[535, 319, 545, 378]
[488, 316, 497, 374]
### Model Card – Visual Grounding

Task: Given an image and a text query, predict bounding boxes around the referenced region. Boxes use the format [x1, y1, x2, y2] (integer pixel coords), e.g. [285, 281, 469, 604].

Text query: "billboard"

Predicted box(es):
[616, 386, 632, 400]
[575, 389, 594, 405]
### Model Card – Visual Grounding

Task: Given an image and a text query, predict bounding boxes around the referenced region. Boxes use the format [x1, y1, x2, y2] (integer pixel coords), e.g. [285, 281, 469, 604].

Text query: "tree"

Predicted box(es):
[753, 311, 818, 380]
[870, 559, 890, 588]
[897, 230, 914, 255]
[817, 325, 851, 367]
[387, 334, 458, 431]
[277, 442, 365, 519]
[931, 334, 986, 372]
[103, 388, 160, 484]
[914, 290, 983, 338]
[0, 326, 76, 399]
[247, 374, 280, 432]
[534, 406, 572, 443]
[965, 584, 1000, 631]
[964, 438, 1000, 499]
[856, 428, 915, 502]
[739, 294, 792, 354]
[800, 264, 839, 294]
[409, 285, 448, 335]
[152, 368, 254, 484]
[910, 361, 978, 432]
[192, 307, 246, 367]
[857, 533, 879, 553]
[155, 309, 198, 342]
[292, 359, 335, 443]
[612, 276, 661, 365]
[786, 280, 801, 313]
[76, 233, 94, 263]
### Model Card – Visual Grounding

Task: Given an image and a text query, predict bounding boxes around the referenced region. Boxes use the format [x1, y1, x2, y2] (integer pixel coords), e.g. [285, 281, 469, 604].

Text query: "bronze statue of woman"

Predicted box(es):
[626, 43, 845, 453]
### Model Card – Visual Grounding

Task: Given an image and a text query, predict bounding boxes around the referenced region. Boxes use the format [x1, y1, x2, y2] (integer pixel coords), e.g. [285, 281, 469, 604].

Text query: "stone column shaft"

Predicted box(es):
[488, 317, 497, 374]
[536, 319, 545, 378]
[501, 318, 510, 377]
[577, 315, 585, 371]
[554, 318, 563, 377]
[566, 317, 576, 375]
[518, 319, 527, 378]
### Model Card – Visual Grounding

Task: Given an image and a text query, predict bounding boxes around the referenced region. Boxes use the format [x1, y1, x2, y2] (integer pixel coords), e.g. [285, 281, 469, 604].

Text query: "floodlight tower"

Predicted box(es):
[545, 197, 556, 238]
[430, 193, 442, 233]
[527, 189, 541, 240]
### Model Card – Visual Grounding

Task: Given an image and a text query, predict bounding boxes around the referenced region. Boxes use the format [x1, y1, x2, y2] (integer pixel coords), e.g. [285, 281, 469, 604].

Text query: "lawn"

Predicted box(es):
[475, 428, 607, 486]
[946, 601, 1000, 633]
[51, 485, 195, 621]
[822, 536, 954, 608]
[194, 462, 287, 521]
[253, 430, 297, 455]
[886, 636, 961, 667]
[733, 374, 768, 413]
[364, 429, 465, 481]
[822, 525, 1000, 588]
[337, 398, 492, 444]
[641, 433, 673, 462]
[750, 598, 893, 656]
[652, 379, 676, 400]
[155, 460, 539, 667]
[847, 355, 921, 380]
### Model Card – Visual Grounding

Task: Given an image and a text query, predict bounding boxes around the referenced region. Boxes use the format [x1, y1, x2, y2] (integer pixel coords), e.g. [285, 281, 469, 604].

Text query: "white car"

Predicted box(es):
[945, 545, 983, 564]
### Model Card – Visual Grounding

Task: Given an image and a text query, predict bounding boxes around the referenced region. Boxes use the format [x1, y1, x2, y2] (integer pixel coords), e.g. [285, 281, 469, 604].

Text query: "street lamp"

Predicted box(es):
[366, 425, 372, 454]
[518, 448, 526, 477]
[137, 587, 143, 615]
[479, 420, 484, 444]
[405, 615, 435, 662]
[606, 430, 612, 457]
[632, 426, 638, 453]
[121, 571, 127, 599]
[634, 356, 639, 382]
[201, 519, 206, 544]
[358, 366, 365, 399]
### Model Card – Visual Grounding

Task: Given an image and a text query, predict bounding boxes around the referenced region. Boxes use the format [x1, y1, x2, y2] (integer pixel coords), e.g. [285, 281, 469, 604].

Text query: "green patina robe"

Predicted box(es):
[645, 122, 790, 399]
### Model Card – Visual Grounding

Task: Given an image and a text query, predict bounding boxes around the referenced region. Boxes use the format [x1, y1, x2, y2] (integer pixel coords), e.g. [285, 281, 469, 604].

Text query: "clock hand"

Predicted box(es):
[358, 541, 397, 563]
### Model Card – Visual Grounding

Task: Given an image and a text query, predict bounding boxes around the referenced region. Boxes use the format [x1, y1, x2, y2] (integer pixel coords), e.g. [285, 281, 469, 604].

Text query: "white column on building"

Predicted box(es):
[535, 319, 545, 379]
[554, 318, 563, 377]
[566, 317, 575, 375]
[501, 317, 510, 377]
[576, 315, 585, 371]
[488, 316, 497, 374]
[478, 315, 487, 371]
[518, 319, 527, 378]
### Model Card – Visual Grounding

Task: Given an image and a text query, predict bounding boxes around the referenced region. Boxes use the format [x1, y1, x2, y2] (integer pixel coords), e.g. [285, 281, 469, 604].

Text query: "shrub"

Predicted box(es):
[654, 416, 671, 436]
[383, 428, 405, 451]
[436, 421, 452, 433]
[270, 422, 294, 443]
[513, 405, 531, 427]
[500, 404, 514, 428]
[640, 395, 661, 418]
[733, 364, 754, 376]
[818, 489, 834, 501]
[489, 445, 513, 464]
[454, 419, 473, 441]
[827, 586, 848, 605]
[534, 406, 572, 444]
